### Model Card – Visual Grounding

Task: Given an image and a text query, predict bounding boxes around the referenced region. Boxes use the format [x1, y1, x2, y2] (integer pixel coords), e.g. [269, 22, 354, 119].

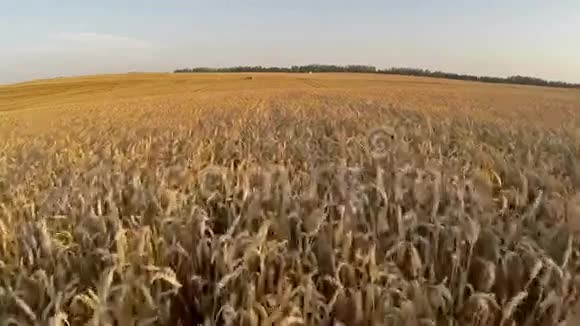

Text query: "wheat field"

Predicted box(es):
[1, 73, 580, 325]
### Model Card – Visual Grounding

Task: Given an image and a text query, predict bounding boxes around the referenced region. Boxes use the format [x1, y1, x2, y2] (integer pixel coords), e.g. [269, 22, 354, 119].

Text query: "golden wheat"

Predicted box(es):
[1, 73, 580, 325]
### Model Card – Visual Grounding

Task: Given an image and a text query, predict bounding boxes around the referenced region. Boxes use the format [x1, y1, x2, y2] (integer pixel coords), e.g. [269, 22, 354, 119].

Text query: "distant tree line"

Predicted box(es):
[174, 65, 579, 89]
[176, 66, 291, 73]
[290, 64, 377, 73]
[380, 68, 579, 88]
[174, 64, 377, 74]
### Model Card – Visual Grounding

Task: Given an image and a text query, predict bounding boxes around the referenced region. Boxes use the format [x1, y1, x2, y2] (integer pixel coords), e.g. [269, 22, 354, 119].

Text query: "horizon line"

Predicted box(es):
[2, 64, 579, 89]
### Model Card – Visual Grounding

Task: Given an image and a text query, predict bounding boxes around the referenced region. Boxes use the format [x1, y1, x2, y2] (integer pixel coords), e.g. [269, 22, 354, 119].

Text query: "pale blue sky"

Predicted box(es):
[1, 0, 579, 84]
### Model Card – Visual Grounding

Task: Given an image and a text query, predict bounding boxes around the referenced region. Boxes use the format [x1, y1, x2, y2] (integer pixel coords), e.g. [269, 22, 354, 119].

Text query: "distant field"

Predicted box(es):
[1, 73, 580, 325]
[2, 73, 579, 126]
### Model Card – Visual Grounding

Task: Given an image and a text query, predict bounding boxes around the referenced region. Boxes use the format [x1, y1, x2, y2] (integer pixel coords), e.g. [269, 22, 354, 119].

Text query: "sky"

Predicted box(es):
[1, 0, 579, 84]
